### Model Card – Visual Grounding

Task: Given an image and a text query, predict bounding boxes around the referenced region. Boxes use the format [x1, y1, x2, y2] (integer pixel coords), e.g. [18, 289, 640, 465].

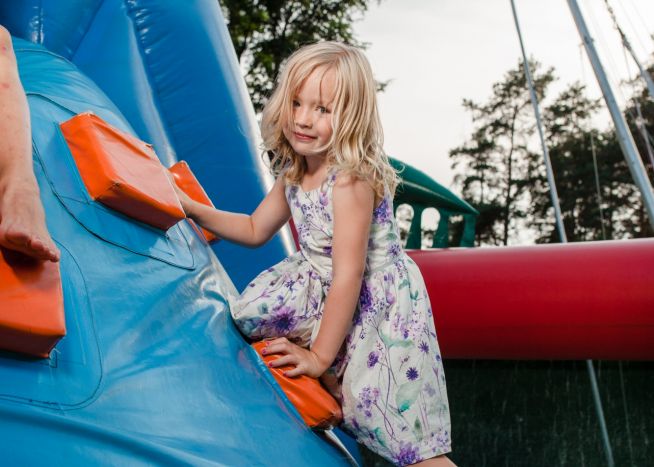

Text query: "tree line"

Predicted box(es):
[449, 59, 654, 246]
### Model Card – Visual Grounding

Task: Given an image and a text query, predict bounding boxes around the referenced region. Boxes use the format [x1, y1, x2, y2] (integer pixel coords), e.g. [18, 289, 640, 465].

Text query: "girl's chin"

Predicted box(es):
[290, 145, 327, 158]
[300, 151, 328, 159]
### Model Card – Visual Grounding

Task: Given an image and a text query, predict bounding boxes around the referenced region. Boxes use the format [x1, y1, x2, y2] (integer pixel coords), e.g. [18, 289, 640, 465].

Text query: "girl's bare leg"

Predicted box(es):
[411, 455, 457, 466]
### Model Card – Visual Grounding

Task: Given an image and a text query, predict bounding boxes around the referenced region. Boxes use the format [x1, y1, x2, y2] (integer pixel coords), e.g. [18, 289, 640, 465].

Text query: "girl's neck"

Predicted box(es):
[303, 154, 329, 177]
[300, 155, 331, 192]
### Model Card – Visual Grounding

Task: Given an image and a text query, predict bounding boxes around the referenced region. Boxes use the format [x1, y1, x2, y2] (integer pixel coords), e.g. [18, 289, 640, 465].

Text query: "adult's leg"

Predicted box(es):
[0, 26, 59, 261]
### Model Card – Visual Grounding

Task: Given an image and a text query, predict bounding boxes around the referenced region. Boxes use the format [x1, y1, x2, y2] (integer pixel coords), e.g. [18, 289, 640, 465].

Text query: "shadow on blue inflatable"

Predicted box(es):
[0, 0, 356, 464]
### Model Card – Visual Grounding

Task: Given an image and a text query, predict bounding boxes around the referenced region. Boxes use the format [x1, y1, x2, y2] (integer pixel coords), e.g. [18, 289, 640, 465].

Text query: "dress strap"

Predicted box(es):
[324, 167, 339, 188]
[307, 167, 338, 193]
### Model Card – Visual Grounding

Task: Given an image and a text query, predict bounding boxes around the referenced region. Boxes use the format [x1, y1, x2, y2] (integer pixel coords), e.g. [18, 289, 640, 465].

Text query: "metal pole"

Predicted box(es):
[568, 0, 654, 230]
[635, 102, 654, 172]
[623, 37, 654, 103]
[512, 2, 615, 466]
[510, 0, 567, 242]
[603, 0, 654, 102]
[585, 359, 615, 467]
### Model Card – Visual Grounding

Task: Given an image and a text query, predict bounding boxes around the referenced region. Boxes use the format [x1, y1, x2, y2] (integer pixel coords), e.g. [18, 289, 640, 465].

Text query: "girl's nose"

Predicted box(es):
[294, 107, 312, 129]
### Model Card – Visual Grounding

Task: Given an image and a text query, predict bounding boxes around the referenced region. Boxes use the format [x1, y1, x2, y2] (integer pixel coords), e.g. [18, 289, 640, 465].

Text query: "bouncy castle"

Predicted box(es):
[1, 1, 653, 465]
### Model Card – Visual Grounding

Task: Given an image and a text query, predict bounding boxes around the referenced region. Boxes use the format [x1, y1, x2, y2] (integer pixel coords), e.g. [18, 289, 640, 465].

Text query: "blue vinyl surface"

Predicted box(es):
[0, 2, 351, 465]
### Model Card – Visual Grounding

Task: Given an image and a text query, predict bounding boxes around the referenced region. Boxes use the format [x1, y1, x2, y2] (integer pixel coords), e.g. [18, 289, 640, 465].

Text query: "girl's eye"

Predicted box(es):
[318, 106, 328, 114]
[292, 100, 300, 107]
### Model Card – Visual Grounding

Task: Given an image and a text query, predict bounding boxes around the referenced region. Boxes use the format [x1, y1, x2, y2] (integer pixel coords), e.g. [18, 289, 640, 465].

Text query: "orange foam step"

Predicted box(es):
[0, 248, 65, 358]
[168, 161, 218, 243]
[251, 340, 342, 429]
[60, 113, 185, 230]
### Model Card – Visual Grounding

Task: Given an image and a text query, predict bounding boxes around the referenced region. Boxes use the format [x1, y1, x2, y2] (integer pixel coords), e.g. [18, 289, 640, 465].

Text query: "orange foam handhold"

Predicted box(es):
[0, 248, 66, 358]
[251, 341, 342, 429]
[60, 113, 185, 230]
[168, 161, 218, 243]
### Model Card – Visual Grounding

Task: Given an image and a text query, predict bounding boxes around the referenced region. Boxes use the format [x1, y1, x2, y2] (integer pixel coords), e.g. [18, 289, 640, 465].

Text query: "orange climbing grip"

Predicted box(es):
[0, 248, 65, 358]
[251, 340, 342, 429]
[60, 113, 185, 230]
[168, 161, 218, 243]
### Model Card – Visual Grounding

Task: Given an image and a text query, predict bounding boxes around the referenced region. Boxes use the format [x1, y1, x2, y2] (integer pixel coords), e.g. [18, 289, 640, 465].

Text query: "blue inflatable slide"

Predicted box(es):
[0, 0, 356, 464]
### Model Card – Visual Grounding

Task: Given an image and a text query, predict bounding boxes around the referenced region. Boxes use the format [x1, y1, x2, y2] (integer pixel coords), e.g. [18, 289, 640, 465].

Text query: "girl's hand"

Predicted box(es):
[166, 171, 196, 216]
[262, 337, 329, 378]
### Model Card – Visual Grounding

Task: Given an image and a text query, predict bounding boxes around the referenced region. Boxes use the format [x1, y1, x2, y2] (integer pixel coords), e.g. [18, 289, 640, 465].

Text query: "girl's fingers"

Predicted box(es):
[262, 339, 291, 355]
[266, 337, 289, 346]
[283, 366, 305, 378]
[259, 339, 317, 377]
[268, 354, 297, 368]
[262, 343, 286, 355]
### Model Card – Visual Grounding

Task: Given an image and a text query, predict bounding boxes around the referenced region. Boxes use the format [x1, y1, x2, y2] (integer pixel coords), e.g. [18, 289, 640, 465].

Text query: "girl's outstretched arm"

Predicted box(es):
[266, 174, 374, 377]
[176, 175, 291, 247]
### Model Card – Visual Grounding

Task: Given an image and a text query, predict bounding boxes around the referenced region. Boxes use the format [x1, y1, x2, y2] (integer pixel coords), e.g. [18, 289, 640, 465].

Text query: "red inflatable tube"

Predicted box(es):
[408, 239, 654, 360]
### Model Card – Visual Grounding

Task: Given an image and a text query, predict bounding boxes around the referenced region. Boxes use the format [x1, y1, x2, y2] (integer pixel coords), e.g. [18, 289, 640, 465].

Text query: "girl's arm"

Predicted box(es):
[176, 175, 291, 247]
[265, 174, 374, 377]
[310, 174, 373, 370]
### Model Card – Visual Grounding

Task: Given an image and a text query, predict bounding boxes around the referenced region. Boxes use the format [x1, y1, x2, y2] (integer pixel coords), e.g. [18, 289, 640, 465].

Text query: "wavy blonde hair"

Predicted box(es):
[261, 41, 399, 199]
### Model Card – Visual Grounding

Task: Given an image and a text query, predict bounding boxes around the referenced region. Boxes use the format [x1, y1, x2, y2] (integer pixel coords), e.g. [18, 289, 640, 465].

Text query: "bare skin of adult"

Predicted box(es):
[0, 26, 59, 262]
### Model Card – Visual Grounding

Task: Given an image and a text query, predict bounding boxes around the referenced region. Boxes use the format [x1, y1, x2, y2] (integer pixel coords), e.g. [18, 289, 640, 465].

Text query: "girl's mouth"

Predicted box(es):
[294, 132, 316, 141]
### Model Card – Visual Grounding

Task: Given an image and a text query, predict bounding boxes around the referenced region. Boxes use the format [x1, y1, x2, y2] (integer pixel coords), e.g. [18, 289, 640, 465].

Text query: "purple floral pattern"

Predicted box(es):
[230, 170, 451, 464]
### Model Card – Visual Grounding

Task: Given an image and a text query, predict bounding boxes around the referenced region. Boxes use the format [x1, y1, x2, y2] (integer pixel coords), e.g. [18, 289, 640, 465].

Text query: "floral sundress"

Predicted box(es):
[231, 170, 451, 465]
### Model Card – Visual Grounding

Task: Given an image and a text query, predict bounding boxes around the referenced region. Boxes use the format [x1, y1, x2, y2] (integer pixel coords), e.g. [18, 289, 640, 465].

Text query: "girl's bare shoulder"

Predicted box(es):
[332, 171, 375, 206]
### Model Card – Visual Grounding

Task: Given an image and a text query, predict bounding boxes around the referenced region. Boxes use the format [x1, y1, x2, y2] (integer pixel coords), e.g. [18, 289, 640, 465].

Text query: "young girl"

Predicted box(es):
[175, 41, 453, 467]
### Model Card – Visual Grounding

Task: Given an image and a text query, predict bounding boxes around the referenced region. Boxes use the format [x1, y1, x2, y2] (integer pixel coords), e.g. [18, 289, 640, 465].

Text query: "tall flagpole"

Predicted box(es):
[568, 0, 654, 230]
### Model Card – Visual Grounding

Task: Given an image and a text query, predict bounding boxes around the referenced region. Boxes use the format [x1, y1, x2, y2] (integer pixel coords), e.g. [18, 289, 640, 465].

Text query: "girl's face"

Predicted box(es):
[284, 66, 336, 159]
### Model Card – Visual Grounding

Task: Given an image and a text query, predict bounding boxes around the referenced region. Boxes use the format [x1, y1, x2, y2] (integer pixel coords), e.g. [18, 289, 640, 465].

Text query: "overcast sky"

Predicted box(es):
[355, 0, 654, 198]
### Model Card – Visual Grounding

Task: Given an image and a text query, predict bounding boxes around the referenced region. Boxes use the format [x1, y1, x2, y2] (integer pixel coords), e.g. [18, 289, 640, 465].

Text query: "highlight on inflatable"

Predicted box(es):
[0, 1, 353, 464]
[1, 0, 653, 465]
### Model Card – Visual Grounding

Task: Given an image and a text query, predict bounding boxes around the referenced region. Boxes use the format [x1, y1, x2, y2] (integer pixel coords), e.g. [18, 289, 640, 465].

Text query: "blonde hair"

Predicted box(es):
[261, 41, 399, 199]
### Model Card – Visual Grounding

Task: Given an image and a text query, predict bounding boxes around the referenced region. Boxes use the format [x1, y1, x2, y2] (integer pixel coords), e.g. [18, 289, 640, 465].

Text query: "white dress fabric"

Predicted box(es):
[231, 171, 451, 465]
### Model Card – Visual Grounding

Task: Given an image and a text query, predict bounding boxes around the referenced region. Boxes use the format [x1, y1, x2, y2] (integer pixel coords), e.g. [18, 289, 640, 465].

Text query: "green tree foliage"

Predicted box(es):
[451, 60, 653, 246]
[449, 60, 554, 245]
[532, 71, 654, 241]
[533, 83, 605, 242]
[532, 83, 650, 242]
[221, 0, 373, 111]
[622, 66, 654, 238]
